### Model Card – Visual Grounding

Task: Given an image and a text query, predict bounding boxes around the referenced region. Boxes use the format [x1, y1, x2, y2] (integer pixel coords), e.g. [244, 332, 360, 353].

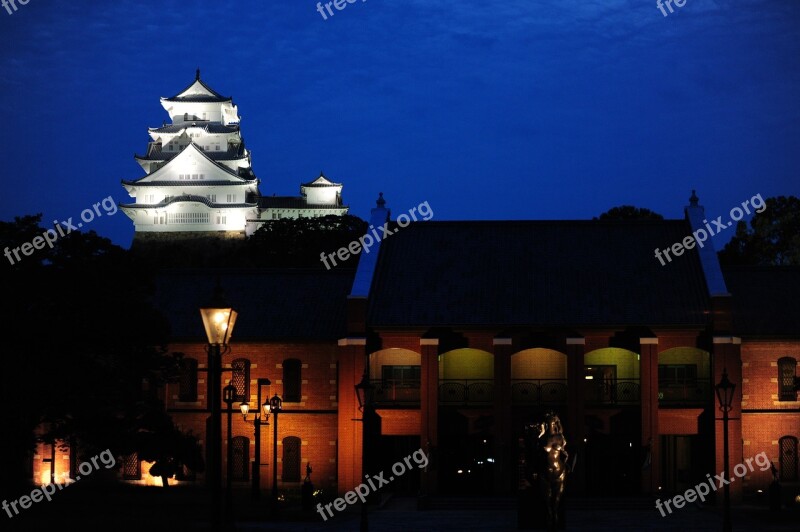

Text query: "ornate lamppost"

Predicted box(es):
[223, 382, 237, 523]
[715, 369, 735, 532]
[199, 283, 238, 529]
[269, 394, 283, 516]
[242, 378, 271, 501]
[355, 364, 375, 532]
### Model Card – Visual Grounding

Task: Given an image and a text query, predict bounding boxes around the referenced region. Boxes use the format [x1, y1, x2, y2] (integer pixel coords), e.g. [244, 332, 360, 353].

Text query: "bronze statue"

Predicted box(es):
[533, 411, 568, 529]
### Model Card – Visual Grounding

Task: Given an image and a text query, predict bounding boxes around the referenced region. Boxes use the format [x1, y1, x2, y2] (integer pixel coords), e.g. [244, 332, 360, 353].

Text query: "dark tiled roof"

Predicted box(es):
[152, 269, 355, 340]
[302, 174, 342, 187]
[257, 196, 347, 209]
[149, 123, 240, 134]
[121, 180, 257, 187]
[136, 144, 246, 161]
[367, 220, 711, 328]
[126, 143, 253, 183]
[722, 266, 800, 337]
[119, 194, 257, 209]
[162, 78, 232, 103]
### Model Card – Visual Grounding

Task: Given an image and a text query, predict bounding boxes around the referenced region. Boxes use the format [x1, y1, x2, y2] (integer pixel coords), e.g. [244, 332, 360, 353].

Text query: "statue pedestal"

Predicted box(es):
[517, 483, 566, 530]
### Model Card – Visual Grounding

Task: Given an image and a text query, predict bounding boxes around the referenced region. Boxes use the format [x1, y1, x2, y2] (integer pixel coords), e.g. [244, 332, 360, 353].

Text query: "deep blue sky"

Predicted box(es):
[1, 0, 798, 248]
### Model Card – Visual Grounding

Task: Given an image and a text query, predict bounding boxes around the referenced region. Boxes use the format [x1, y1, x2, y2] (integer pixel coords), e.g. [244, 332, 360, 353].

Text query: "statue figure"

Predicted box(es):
[534, 411, 568, 529]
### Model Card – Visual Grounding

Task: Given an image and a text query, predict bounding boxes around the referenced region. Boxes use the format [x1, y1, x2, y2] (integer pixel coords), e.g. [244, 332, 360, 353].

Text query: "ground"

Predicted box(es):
[3, 484, 797, 531]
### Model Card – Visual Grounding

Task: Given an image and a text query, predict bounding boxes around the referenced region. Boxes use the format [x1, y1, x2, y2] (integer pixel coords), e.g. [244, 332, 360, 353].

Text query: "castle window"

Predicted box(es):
[282, 437, 301, 482]
[231, 359, 250, 402]
[778, 357, 797, 401]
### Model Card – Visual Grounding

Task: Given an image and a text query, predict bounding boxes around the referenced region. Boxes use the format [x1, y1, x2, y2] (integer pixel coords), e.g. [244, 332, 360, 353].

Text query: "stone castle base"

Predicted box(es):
[132, 230, 245, 245]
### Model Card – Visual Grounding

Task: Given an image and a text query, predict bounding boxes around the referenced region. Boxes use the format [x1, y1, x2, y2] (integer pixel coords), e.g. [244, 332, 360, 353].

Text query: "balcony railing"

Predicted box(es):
[585, 379, 640, 405]
[439, 379, 494, 405]
[372, 380, 420, 406]
[658, 380, 711, 405]
[511, 379, 568, 405]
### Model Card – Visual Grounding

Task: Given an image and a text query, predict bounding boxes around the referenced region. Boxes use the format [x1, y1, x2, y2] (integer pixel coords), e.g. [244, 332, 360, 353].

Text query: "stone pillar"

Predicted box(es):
[493, 337, 513, 494]
[565, 337, 586, 496]
[640, 338, 660, 494]
[420, 338, 439, 496]
[336, 337, 366, 495]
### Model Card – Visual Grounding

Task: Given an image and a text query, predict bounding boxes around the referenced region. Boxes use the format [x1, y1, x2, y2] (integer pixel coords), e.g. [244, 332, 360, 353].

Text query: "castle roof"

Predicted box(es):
[162, 70, 232, 103]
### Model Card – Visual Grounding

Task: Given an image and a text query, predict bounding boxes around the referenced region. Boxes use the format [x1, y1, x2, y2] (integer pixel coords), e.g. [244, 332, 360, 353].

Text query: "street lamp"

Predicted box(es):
[355, 365, 375, 532]
[270, 394, 283, 515]
[243, 378, 272, 501]
[223, 382, 237, 524]
[715, 369, 735, 532]
[199, 282, 238, 530]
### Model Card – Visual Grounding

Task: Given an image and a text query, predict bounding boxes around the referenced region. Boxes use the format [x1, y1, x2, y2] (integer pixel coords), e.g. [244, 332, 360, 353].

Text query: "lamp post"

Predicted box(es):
[270, 394, 283, 516]
[715, 369, 735, 532]
[199, 283, 238, 530]
[355, 365, 375, 532]
[244, 378, 272, 501]
[223, 382, 236, 524]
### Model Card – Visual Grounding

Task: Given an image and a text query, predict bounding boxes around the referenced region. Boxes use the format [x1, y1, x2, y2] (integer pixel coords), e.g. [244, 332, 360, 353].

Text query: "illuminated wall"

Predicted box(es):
[511, 348, 567, 379]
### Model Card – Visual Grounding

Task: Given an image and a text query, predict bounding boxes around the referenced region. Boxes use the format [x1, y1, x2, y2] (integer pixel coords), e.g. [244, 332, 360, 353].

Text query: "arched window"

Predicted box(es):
[778, 357, 797, 401]
[231, 436, 250, 481]
[779, 436, 798, 482]
[283, 359, 302, 403]
[231, 359, 250, 402]
[179, 357, 198, 402]
[282, 436, 301, 482]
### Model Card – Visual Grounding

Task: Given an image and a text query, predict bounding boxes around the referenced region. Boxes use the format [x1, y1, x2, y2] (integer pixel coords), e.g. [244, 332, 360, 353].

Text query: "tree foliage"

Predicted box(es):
[718, 195, 800, 266]
[594, 206, 664, 221]
[0, 216, 201, 494]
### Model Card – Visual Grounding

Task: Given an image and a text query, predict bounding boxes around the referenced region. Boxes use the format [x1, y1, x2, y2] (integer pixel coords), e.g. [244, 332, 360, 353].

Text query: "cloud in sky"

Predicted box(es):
[0, 0, 798, 246]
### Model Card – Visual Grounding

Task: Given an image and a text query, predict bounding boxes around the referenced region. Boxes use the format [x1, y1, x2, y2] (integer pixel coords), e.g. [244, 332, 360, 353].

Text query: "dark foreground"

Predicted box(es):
[3, 484, 798, 531]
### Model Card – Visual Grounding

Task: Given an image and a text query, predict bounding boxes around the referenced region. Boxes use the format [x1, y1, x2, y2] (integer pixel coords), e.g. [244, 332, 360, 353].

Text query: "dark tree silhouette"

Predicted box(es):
[594, 206, 664, 221]
[1, 216, 202, 494]
[718, 195, 800, 266]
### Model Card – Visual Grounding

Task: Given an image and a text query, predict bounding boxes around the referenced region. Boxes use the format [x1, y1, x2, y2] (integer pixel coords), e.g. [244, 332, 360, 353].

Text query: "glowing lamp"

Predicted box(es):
[199, 284, 238, 346]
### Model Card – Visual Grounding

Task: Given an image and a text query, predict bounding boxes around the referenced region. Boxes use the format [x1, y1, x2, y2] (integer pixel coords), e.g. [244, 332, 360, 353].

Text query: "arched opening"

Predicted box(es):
[583, 348, 641, 496]
[511, 348, 567, 405]
[438, 348, 494, 495]
[369, 348, 421, 407]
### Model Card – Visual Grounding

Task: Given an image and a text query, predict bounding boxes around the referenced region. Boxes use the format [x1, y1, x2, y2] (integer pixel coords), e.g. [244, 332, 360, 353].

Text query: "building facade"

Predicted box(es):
[38, 193, 797, 508]
[120, 71, 348, 240]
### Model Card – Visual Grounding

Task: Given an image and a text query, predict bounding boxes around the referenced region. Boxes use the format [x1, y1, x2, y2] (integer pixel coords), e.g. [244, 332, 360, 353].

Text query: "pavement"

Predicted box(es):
[238, 496, 800, 531]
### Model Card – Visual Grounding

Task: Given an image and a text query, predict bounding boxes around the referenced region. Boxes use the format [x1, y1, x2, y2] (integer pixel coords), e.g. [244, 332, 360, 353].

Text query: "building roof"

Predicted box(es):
[302, 173, 342, 188]
[120, 180, 257, 188]
[722, 265, 800, 338]
[367, 220, 712, 328]
[152, 269, 356, 340]
[125, 143, 254, 184]
[257, 196, 347, 210]
[162, 71, 232, 103]
[119, 194, 257, 210]
[149, 123, 240, 135]
[135, 143, 246, 162]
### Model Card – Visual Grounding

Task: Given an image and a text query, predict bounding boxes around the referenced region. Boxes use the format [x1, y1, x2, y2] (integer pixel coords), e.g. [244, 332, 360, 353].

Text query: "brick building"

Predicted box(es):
[77, 192, 797, 507]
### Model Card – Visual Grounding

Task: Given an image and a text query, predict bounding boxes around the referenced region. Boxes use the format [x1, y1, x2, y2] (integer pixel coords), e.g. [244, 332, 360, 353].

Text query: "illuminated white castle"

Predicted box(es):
[120, 70, 348, 239]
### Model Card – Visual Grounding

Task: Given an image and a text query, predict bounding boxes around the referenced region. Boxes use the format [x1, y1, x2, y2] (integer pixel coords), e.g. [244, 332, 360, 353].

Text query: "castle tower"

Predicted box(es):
[120, 71, 349, 241]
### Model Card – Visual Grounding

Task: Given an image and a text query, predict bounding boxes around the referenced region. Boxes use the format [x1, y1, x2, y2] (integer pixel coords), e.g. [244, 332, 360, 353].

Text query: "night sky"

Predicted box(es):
[1, 0, 798, 248]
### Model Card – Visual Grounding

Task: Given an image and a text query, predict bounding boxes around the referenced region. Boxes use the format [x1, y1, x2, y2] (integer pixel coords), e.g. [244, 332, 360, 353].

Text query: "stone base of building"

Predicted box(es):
[132, 230, 245, 245]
